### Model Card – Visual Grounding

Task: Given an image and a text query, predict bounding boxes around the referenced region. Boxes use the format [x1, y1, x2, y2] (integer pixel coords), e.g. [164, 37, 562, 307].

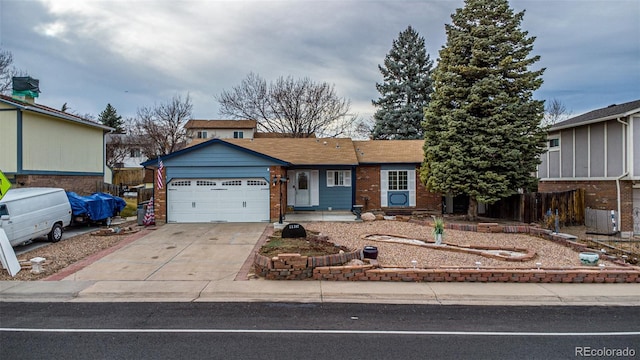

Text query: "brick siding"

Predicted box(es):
[355, 164, 441, 213]
[538, 180, 634, 232]
[14, 174, 104, 195]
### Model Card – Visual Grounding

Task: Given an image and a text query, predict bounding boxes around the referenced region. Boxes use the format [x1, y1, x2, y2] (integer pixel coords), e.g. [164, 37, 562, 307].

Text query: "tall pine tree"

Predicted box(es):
[99, 103, 125, 133]
[421, 0, 547, 220]
[372, 26, 433, 139]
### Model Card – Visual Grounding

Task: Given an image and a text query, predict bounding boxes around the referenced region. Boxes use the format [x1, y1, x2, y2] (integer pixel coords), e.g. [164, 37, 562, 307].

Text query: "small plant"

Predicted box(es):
[432, 217, 444, 246]
[432, 217, 445, 235]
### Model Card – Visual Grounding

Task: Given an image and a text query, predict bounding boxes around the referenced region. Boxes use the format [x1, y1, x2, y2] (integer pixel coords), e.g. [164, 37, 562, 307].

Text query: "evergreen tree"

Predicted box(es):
[99, 103, 125, 133]
[421, 0, 547, 220]
[372, 26, 434, 139]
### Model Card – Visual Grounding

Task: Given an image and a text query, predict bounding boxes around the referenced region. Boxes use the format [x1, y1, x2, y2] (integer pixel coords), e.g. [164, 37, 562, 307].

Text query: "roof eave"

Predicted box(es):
[550, 108, 640, 131]
[4, 98, 114, 132]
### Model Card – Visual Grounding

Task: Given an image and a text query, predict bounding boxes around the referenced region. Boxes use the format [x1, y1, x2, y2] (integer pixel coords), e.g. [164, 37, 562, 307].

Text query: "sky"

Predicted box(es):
[1, 0, 639, 127]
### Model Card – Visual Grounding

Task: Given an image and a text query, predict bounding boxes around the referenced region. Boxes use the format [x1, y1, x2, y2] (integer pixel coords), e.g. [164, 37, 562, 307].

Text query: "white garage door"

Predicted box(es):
[167, 178, 270, 223]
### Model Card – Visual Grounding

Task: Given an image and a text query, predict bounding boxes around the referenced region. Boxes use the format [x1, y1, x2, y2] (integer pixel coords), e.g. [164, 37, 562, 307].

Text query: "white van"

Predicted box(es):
[0, 188, 72, 247]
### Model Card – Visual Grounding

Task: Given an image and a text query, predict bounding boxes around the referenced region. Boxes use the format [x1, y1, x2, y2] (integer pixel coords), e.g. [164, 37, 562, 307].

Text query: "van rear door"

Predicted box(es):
[0, 204, 14, 244]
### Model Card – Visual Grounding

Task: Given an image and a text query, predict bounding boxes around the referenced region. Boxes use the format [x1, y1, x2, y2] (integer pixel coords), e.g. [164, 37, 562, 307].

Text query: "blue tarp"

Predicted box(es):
[66, 192, 127, 221]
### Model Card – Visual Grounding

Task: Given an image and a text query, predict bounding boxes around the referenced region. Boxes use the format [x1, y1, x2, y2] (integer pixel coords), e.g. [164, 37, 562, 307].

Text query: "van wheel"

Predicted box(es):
[48, 223, 63, 242]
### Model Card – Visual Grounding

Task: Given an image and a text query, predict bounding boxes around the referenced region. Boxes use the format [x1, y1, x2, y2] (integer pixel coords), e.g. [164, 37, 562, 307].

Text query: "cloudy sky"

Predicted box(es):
[1, 0, 638, 126]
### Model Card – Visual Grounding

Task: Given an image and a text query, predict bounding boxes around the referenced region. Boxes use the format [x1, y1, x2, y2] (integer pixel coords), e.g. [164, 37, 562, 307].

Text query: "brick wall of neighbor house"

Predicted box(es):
[538, 180, 634, 232]
[355, 165, 381, 211]
[154, 166, 167, 224]
[270, 166, 288, 221]
[14, 174, 104, 195]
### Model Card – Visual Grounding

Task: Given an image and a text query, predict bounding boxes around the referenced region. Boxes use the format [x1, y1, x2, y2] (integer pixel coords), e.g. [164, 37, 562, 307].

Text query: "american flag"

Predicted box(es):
[157, 157, 164, 189]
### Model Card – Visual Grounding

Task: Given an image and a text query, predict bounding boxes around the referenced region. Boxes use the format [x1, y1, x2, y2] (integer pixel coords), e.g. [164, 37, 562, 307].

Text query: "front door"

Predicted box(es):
[295, 171, 311, 206]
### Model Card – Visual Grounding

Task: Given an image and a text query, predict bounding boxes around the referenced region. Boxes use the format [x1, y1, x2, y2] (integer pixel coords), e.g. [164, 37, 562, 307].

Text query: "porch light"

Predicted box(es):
[272, 175, 289, 224]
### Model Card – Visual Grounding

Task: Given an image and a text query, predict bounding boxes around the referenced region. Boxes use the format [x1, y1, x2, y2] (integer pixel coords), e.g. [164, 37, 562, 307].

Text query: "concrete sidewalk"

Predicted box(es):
[1, 223, 639, 305]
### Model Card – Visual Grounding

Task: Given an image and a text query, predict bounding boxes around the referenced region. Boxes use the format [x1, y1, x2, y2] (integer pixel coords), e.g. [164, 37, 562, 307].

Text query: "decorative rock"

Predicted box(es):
[361, 212, 376, 221]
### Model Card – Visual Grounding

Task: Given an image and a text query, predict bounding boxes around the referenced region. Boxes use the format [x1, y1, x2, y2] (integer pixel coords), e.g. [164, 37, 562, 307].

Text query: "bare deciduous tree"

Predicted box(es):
[0, 48, 23, 94]
[543, 98, 572, 126]
[131, 94, 192, 157]
[105, 134, 131, 169]
[216, 73, 356, 138]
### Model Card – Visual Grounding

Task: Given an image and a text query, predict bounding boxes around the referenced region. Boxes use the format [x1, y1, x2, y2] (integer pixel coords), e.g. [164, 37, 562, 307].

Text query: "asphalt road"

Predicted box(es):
[1, 303, 638, 359]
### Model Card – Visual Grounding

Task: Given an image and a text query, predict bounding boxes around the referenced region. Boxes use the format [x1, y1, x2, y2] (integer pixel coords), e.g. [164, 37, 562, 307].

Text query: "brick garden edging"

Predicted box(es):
[253, 221, 640, 283]
[254, 250, 363, 280]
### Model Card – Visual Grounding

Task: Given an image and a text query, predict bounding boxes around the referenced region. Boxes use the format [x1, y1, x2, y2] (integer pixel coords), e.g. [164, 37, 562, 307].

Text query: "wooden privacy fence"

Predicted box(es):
[95, 182, 153, 205]
[487, 188, 585, 226]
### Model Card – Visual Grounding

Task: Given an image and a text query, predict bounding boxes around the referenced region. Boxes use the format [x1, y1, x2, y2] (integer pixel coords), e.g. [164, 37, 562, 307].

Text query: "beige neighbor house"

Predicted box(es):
[141, 137, 442, 224]
[0, 80, 113, 194]
[537, 99, 640, 237]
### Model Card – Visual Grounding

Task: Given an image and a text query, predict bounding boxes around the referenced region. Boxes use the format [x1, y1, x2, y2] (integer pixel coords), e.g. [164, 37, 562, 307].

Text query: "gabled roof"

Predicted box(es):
[184, 119, 257, 129]
[550, 99, 640, 131]
[353, 140, 424, 164]
[0, 94, 113, 131]
[163, 138, 425, 167]
[224, 138, 359, 165]
[140, 138, 289, 167]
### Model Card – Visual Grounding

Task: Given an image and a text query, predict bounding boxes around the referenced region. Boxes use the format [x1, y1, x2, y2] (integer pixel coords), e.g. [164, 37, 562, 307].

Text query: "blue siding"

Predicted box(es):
[164, 142, 280, 168]
[381, 164, 417, 170]
[290, 166, 353, 211]
[319, 167, 351, 210]
[388, 191, 409, 206]
[167, 166, 271, 181]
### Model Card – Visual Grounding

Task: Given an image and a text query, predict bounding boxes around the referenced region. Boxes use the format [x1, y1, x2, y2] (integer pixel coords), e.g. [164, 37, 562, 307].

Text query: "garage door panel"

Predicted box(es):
[168, 178, 269, 223]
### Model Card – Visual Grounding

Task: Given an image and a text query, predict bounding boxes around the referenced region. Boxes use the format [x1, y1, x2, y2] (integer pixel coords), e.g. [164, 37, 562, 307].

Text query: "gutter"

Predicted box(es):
[615, 117, 629, 233]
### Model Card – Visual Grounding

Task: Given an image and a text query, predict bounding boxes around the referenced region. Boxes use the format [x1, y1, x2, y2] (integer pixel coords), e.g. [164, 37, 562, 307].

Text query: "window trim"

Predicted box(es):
[326, 170, 351, 187]
[388, 170, 408, 191]
[548, 136, 560, 151]
[197, 130, 208, 139]
[233, 131, 244, 139]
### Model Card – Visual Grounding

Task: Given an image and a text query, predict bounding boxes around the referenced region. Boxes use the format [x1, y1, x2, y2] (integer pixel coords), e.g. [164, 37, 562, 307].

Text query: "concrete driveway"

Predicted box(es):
[61, 223, 267, 282]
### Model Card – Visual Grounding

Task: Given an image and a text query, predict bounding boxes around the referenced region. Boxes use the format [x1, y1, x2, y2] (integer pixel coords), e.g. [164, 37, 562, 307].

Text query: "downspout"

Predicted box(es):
[615, 117, 629, 233]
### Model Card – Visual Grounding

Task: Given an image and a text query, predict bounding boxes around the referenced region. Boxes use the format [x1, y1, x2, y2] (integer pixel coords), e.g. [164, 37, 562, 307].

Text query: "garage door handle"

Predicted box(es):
[192, 202, 196, 208]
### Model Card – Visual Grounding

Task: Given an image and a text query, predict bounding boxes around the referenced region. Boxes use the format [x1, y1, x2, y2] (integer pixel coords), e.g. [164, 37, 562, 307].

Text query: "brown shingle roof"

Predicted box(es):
[224, 138, 359, 165]
[353, 140, 424, 164]
[184, 138, 425, 165]
[185, 119, 257, 129]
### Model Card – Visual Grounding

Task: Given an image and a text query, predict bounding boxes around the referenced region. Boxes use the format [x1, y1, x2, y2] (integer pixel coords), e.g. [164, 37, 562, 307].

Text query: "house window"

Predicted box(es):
[548, 137, 560, 150]
[197, 131, 208, 139]
[327, 170, 351, 187]
[233, 131, 244, 139]
[129, 148, 141, 158]
[388, 170, 408, 190]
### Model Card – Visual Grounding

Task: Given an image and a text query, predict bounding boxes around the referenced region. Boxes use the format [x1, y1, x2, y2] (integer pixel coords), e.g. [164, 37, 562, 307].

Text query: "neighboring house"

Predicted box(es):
[184, 119, 257, 141]
[0, 92, 113, 195]
[537, 99, 640, 236]
[105, 133, 149, 186]
[141, 138, 441, 223]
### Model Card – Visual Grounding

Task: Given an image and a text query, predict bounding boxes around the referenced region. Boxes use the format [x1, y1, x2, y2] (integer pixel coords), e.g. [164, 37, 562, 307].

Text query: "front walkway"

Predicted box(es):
[284, 211, 359, 223]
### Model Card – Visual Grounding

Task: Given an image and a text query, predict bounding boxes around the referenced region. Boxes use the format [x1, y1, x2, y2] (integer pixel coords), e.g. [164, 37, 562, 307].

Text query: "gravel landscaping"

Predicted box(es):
[1, 219, 633, 281]
[304, 221, 623, 269]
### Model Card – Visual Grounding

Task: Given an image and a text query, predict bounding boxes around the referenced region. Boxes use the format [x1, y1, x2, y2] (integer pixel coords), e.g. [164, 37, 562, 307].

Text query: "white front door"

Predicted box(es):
[295, 171, 311, 206]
